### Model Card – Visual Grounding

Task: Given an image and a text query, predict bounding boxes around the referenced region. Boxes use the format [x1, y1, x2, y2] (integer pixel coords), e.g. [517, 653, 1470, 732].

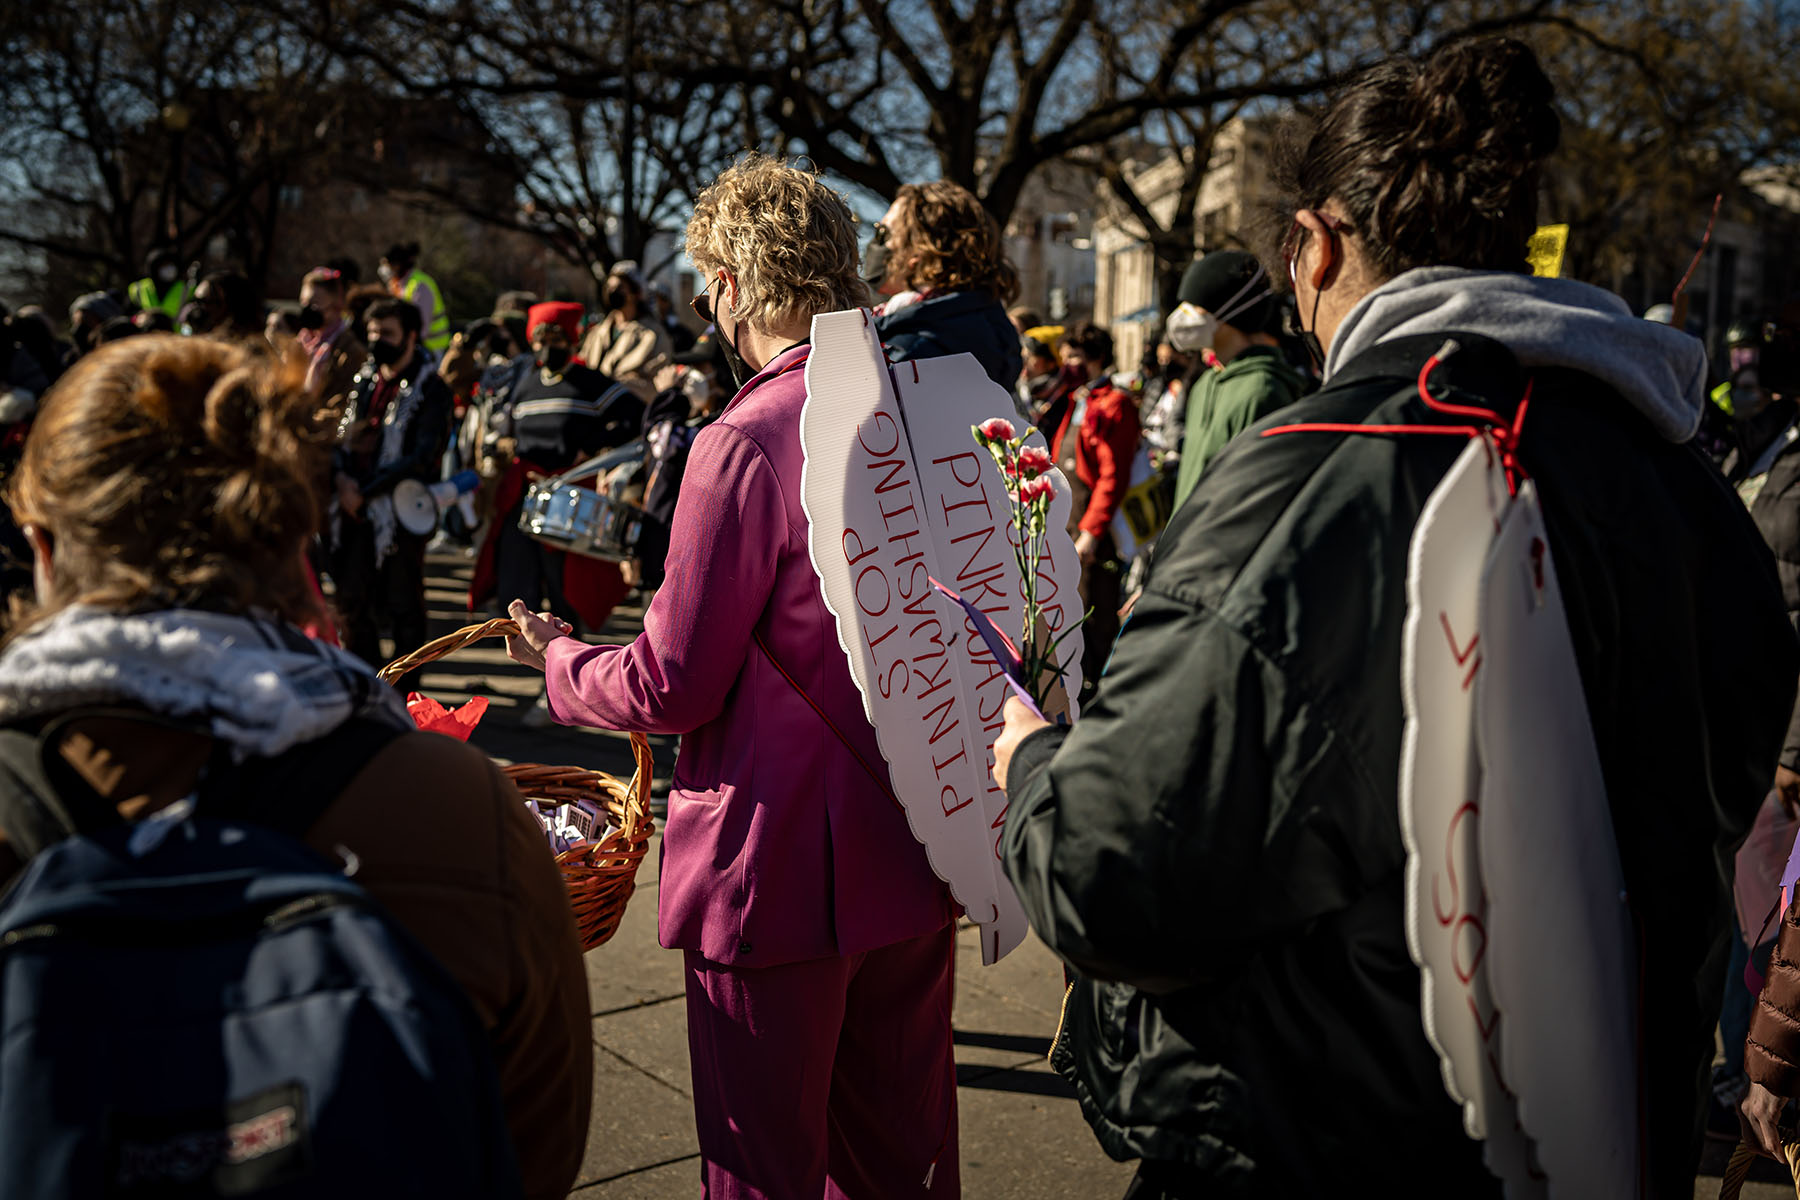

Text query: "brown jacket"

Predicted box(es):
[1, 716, 592, 1200]
[578, 315, 670, 402]
[1750, 901, 1800, 1095]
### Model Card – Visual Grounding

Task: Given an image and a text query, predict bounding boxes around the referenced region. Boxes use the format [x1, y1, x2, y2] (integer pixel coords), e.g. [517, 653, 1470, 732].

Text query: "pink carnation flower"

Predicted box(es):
[1013, 477, 1054, 506]
[978, 418, 1017, 442]
[1015, 446, 1053, 477]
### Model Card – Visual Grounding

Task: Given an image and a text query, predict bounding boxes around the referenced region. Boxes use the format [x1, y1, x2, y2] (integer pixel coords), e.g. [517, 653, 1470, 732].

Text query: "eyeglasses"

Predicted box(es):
[1282, 210, 1354, 291]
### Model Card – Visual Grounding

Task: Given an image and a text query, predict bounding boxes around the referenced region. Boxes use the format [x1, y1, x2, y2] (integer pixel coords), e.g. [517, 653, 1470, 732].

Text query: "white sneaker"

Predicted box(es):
[521, 690, 555, 729]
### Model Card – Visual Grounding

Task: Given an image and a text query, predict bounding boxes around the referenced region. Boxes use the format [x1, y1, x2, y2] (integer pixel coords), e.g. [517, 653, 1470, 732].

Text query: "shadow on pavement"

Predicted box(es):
[956, 1064, 1076, 1098]
[954, 1030, 1051, 1057]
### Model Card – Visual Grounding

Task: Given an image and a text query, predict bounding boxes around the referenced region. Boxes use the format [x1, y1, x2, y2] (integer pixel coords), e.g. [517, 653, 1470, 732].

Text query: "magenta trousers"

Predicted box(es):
[683, 923, 960, 1199]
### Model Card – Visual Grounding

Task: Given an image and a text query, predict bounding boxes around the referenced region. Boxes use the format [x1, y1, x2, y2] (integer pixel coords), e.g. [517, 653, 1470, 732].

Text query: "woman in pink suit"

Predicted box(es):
[504, 155, 959, 1198]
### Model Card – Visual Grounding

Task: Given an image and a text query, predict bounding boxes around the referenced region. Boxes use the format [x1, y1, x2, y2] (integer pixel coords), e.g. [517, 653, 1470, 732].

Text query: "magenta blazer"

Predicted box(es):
[544, 344, 953, 968]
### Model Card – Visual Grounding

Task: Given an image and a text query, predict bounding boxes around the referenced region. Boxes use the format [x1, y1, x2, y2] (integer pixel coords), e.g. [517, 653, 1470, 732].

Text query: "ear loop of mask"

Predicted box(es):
[1210, 263, 1272, 328]
[1300, 229, 1332, 371]
[714, 275, 752, 391]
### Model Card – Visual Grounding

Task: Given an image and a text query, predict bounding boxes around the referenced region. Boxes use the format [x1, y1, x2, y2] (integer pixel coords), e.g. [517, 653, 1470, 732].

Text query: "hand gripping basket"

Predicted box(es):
[380, 618, 654, 952]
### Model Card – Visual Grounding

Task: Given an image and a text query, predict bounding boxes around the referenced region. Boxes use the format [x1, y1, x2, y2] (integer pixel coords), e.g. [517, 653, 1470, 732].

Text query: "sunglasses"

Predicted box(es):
[691, 275, 721, 326]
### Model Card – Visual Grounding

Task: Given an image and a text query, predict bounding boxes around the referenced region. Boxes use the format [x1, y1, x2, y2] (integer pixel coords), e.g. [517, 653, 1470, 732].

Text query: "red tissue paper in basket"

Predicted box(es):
[406, 693, 490, 742]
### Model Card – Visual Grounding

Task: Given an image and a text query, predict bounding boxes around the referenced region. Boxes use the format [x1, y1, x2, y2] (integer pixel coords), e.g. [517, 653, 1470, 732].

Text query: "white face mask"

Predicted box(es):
[1166, 303, 1219, 353]
[1166, 263, 1273, 354]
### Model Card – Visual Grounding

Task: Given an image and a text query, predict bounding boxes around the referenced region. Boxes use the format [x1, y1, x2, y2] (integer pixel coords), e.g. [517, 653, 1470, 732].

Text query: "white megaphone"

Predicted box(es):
[393, 469, 480, 536]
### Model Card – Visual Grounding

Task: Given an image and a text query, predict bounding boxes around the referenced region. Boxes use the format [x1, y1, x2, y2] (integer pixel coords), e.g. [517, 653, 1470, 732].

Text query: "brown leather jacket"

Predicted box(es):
[0, 716, 592, 1200]
[1750, 900, 1800, 1095]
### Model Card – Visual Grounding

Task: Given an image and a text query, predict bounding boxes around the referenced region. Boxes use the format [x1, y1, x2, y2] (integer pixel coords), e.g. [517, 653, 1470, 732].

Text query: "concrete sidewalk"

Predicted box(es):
[419, 553, 1794, 1199]
[416, 554, 1135, 1197]
[566, 835, 1135, 1197]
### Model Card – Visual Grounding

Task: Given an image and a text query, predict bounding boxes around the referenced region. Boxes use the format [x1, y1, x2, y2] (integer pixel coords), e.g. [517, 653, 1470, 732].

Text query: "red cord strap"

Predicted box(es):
[1261, 339, 1534, 494]
[751, 629, 905, 814]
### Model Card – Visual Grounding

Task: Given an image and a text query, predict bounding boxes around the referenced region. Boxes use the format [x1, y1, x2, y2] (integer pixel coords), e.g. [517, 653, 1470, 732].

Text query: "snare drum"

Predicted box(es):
[519, 485, 646, 561]
[519, 441, 649, 561]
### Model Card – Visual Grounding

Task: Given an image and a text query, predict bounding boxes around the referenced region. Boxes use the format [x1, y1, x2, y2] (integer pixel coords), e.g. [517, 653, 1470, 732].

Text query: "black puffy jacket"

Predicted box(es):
[875, 289, 1021, 390]
[1001, 332, 1797, 1197]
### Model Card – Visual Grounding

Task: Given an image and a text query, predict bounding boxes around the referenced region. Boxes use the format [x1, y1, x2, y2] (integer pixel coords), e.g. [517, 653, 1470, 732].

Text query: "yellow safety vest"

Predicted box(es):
[128, 277, 193, 319]
[402, 268, 450, 353]
[1711, 380, 1739, 417]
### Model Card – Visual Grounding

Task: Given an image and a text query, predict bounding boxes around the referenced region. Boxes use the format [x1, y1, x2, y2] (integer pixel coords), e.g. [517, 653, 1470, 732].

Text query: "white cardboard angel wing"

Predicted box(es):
[1401, 437, 1637, 1198]
[799, 310, 1084, 963]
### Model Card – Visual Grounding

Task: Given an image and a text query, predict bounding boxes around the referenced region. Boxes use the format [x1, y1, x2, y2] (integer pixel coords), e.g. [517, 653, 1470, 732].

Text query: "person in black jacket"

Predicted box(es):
[870, 180, 1023, 390]
[992, 37, 1798, 1199]
[491, 301, 642, 636]
[629, 333, 726, 590]
[1728, 301, 1800, 1148]
[326, 297, 451, 693]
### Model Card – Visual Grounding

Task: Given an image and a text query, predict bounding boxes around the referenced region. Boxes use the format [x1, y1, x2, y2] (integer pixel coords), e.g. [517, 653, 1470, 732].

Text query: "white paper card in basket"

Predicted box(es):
[1400, 437, 1637, 1199]
[800, 310, 1085, 964]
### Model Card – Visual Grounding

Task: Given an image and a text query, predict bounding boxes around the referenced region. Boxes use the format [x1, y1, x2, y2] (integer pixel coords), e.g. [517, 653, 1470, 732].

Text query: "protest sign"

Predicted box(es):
[1401, 438, 1636, 1198]
[800, 310, 1085, 963]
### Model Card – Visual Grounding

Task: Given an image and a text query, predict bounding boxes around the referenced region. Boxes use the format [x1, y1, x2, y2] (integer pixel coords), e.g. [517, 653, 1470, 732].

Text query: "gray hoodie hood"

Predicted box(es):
[1323, 267, 1708, 443]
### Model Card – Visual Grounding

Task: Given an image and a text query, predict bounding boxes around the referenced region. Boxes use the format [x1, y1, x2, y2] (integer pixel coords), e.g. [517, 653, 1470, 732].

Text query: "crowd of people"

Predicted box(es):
[2, 31, 1800, 1200]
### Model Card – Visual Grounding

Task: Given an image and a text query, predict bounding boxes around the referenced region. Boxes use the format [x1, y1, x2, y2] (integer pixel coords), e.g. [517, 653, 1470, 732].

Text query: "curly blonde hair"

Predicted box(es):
[685, 154, 869, 333]
[889, 181, 1020, 304]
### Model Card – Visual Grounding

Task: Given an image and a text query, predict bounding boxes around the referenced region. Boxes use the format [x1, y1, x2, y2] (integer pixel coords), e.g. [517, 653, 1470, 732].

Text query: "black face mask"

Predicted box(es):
[371, 338, 406, 367]
[602, 285, 629, 313]
[704, 277, 751, 391]
[718, 322, 751, 392]
[297, 304, 326, 331]
[540, 346, 572, 373]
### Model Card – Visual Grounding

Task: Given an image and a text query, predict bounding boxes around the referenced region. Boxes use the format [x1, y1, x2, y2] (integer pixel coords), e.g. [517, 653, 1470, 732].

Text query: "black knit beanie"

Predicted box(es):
[1176, 250, 1276, 334]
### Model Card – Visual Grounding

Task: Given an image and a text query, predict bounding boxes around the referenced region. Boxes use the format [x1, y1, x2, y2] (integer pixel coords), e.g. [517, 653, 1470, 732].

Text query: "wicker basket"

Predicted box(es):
[1718, 1139, 1800, 1199]
[380, 618, 655, 952]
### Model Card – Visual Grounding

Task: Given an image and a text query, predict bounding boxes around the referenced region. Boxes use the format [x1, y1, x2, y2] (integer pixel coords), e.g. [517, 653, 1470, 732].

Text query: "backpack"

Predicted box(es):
[0, 709, 524, 1199]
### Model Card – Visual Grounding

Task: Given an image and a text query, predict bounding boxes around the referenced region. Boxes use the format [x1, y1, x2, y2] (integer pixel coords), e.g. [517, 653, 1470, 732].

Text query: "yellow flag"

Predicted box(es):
[1527, 224, 1569, 278]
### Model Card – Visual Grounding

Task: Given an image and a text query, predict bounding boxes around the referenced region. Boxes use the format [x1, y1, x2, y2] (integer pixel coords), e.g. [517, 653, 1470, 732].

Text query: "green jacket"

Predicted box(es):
[1172, 345, 1304, 508]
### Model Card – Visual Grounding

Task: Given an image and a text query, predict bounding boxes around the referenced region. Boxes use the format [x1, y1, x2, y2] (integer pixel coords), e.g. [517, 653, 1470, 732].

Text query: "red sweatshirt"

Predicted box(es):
[1073, 380, 1141, 538]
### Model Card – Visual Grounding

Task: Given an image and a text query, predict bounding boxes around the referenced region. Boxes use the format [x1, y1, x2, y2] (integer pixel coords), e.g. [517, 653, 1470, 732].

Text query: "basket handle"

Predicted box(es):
[1717, 1139, 1800, 1199]
[619, 729, 654, 840]
[379, 621, 655, 836]
[378, 618, 521, 686]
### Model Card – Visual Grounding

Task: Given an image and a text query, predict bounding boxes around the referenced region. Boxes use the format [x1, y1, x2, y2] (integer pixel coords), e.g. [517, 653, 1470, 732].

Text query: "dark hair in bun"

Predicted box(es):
[5, 335, 336, 637]
[1278, 37, 1560, 278]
